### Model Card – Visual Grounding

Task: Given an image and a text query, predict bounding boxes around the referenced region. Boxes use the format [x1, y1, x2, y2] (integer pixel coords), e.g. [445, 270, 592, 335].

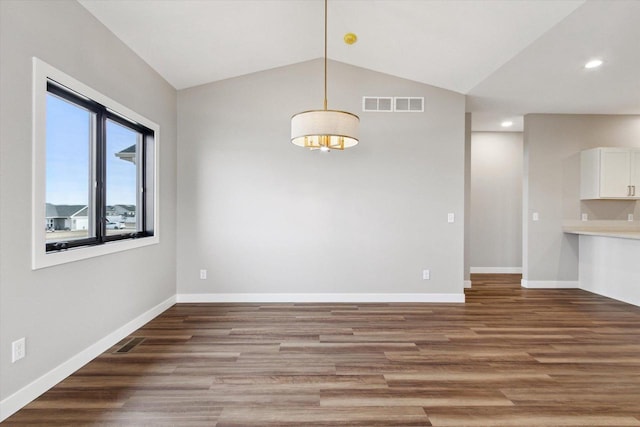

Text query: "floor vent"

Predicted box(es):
[114, 337, 145, 354]
[362, 96, 424, 112]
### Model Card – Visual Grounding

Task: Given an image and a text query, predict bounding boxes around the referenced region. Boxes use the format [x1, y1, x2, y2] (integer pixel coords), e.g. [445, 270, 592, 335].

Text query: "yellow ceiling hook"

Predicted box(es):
[343, 33, 357, 45]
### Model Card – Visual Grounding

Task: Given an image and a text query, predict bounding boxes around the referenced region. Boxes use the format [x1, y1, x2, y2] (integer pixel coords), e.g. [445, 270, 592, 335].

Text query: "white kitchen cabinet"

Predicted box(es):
[580, 147, 640, 200]
[632, 149, 640, 194]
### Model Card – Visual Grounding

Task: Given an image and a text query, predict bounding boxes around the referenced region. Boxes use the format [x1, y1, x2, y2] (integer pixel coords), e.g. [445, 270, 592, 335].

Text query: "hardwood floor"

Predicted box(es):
[5, 274, 640, 426]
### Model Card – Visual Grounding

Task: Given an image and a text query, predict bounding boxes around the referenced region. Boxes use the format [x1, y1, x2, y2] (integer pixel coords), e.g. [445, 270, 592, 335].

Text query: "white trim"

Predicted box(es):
[464, 280, 472, 289]
[177, 293, 465, 303]
[0, 296, 175, 422]
[31, 57, 160, 270]
[521, 280, 580, 289]
[470, 267, 522, 274]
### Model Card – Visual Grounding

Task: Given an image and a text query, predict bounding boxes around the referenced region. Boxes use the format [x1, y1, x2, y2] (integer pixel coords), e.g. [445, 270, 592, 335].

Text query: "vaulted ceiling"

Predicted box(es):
[79, 0, 640, 131]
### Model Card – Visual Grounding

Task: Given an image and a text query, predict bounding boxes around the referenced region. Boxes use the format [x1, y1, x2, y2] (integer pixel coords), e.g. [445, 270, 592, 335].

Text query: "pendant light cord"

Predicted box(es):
[324, 0, 328, 111]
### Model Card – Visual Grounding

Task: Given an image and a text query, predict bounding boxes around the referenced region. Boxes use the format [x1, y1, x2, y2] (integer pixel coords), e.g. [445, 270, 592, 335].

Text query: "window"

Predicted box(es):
[33, 58, 158, 269]
[44, 82, 153, 251]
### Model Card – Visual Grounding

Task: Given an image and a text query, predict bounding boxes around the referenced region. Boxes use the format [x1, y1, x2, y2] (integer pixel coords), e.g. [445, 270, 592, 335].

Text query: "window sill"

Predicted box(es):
[32, 235, 159, 270]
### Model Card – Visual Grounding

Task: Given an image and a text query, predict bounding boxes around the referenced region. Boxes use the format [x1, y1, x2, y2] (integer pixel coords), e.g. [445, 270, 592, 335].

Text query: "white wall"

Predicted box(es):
[523, 114, 640, 285]
[0, 0, 177, 411]
[579, 235, 640, 307]
[177, 59, 466, 300]
[470, 132, 523, 273]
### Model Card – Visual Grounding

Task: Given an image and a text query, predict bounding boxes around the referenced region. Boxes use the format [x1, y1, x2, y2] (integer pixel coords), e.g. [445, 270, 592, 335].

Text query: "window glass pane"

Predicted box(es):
[45, 93, 94, 242]
[106, 120, 139, 236]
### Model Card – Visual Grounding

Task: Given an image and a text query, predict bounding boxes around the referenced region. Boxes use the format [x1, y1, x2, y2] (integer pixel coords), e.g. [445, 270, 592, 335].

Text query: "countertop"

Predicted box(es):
[563, 228, 640, 240]
[562, 220, 640, 240]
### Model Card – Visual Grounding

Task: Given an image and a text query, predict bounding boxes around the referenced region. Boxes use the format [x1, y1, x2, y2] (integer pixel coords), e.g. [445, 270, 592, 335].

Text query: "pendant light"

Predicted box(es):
[291, 0, 359, 151]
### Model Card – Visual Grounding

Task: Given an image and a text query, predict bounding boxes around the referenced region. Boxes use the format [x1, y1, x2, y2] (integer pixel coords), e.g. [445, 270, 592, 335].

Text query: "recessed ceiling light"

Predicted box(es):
[501, 121, 513, 128]
[584, 59, 603, 69]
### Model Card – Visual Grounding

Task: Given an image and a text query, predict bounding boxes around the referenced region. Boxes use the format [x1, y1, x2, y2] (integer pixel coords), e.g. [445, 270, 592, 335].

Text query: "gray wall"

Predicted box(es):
[177, 59, 466, 296]
[463, 114, 472, 282]
[0, 0, 177, 400]
[523, 114, 640, 282]
[470, 132, 523, 270]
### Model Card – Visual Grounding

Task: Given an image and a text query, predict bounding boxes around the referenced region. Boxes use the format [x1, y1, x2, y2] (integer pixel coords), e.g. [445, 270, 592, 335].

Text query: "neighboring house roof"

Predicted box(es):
[72, 206, 88, 217]
[115, 144, 136, 164]
[46, 203, 87, 218]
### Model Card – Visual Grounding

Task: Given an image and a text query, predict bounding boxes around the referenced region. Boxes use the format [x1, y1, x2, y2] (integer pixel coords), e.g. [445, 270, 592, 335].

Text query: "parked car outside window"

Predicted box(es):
[106, 222, 126, 230]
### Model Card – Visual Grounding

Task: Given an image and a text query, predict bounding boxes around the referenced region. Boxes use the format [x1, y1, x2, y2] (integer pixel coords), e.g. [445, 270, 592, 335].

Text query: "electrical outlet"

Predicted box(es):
[12, 338, 25, 363]
[629, 214, 634, 222]
[422, 269, 430, 280]
[581, 213, 588, 221]
[199, 269, 207, 280]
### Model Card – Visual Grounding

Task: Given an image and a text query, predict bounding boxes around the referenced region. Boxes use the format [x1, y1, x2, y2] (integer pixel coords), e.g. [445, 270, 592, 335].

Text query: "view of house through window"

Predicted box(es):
[45, 93, 94, 242]
[106, 119, 139, 236]
[44, 80, 153, 252]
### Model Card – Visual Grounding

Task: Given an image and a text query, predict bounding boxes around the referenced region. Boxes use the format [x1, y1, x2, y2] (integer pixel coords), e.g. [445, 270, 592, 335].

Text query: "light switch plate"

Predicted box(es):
[447, 213, 454, 223]
[532, 212, 539, 221]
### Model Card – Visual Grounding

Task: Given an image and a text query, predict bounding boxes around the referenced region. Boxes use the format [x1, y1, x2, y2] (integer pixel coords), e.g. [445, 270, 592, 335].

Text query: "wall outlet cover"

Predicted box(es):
[12, 337, 25, 363]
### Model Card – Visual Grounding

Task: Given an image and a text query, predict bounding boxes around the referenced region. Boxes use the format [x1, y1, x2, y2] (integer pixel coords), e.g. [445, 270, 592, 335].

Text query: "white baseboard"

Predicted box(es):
[521, 280, 580, 289]
[470, 267, 522, 274]
[177, 293, 466, 303]
[464, 280, 472, 289]
[0, 295, 176, 422]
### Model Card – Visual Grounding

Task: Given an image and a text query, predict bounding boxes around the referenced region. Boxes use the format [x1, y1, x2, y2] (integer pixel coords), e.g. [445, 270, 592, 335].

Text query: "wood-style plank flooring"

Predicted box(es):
[5, 274, 640, 426]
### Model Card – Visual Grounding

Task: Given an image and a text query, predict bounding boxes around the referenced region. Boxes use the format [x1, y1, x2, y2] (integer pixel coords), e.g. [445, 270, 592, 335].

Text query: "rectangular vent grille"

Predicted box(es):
[115, 337, 145, 353]
[394, 97, 424, 112]
[363, 97, 393, 112]
[362, 96, 424, 112]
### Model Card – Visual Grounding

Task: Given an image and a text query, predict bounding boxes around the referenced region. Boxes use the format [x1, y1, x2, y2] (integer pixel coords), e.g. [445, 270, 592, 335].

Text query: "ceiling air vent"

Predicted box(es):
[362, 96, 393, 112]
[394, 97, 424, 112]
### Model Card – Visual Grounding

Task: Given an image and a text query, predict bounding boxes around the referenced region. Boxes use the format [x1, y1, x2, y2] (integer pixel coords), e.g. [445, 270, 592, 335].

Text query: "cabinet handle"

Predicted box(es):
[634, 186, 636, 196]
[628, 185, 632, 196]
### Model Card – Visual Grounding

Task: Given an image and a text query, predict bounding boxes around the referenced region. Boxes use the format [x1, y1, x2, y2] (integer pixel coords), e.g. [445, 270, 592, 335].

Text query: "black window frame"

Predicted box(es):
[45, 80, 154, 252]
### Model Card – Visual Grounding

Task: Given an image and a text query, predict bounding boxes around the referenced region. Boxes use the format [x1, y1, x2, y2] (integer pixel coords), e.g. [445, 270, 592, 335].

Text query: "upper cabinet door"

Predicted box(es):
[599, 148, 632, 198]
[580, 147, 640, 200]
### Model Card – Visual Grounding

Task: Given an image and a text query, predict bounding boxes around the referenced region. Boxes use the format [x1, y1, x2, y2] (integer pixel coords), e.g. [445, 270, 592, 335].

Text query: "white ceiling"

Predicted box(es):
[78, 0, 640, 131]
